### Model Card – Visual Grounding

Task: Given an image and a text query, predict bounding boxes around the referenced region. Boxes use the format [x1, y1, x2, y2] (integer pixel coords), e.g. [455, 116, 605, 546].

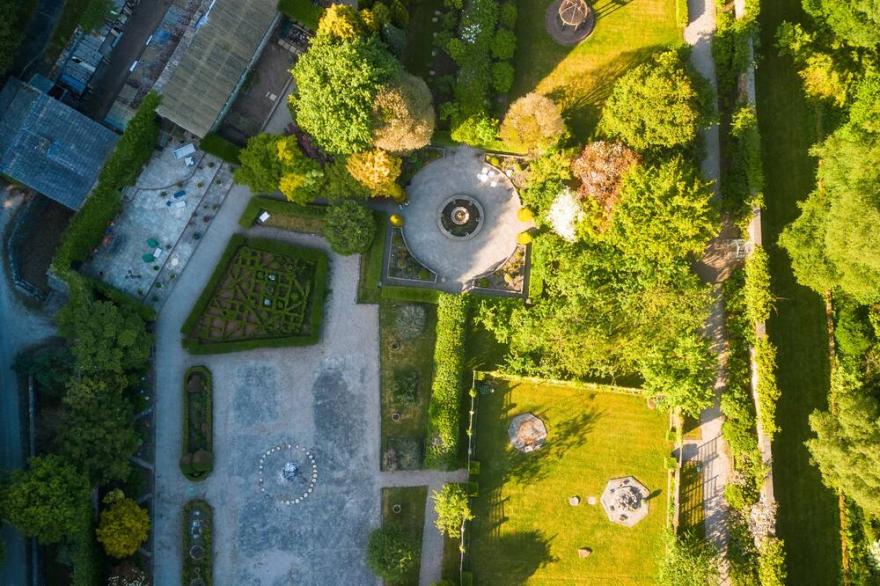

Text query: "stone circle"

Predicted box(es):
[257, 443, 318, 506]
[508, 412, 548, 453]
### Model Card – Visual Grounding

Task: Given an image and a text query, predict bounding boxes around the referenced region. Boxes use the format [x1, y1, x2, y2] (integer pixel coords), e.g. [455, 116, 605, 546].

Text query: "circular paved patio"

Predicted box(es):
[402, 147, 526, 291]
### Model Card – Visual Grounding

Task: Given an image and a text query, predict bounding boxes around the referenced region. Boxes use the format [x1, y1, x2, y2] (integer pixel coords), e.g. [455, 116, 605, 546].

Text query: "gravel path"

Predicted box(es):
[685, 0, 733, 579]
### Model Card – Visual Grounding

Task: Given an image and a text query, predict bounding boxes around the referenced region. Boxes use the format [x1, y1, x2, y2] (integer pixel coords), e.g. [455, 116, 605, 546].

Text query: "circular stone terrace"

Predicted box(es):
[401, 147, 527, 291]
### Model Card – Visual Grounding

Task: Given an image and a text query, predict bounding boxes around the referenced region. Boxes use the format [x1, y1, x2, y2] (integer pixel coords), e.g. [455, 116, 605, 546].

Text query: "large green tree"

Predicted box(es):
[803, 0, 880, 47]
[607, 156, 719, 264]
[60, 376, 139, 485]
[292, 36, 398, 154]
[57, 299, 152, 375]
[599, 50, 715, 151]
[432, 484, 473, 538]
[372, 72, 435, 153]
[1, 455, 90, 544]
[322, 201, 376, 255]
[806, 364, 880, 517]
[96, 490, 150, 558]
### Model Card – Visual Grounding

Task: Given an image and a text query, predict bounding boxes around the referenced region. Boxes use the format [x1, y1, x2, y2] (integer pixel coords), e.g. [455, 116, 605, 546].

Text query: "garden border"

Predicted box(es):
[180, 366, 213, 482]
[182, 499, 213, 586]
[180, 234, 329, 354]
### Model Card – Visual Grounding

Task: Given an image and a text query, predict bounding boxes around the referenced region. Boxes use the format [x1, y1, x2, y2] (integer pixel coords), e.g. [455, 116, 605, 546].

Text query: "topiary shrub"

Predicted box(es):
[835, 296, 874, 357]
[322, 201, 376, 255]
[365, 525, 417, 581]
[491, 61, 515, 93]
[192, 449, 213, 473]
[491, 28, 517, 60]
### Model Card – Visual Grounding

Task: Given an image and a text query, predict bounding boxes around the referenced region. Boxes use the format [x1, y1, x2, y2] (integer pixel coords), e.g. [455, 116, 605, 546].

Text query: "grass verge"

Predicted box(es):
[357, 213, 387, 304]
[468, 378, 669, 583]
[382, 486, 428, 586]
[754, 0, 841, 581]
[379, 300, 438, 470]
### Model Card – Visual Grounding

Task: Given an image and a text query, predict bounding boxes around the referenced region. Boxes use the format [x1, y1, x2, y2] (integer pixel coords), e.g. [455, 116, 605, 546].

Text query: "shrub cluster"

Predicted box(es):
[180, 366, 214, 480]
[182, 500, 213, 585]
[425, 294, 469, 468]
[199, 133, 242, 164]
[442, 0, 518, 145]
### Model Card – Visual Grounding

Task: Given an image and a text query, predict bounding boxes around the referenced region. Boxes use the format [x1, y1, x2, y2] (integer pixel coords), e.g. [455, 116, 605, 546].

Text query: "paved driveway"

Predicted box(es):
[152, 185, 382, 585]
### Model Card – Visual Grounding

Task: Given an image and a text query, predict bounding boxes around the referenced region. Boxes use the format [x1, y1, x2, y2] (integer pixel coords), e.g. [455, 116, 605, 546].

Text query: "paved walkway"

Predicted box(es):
[0, 191, 57, 586]
[379, 469, 468, 586]
[685, 0, 732, 580]
[402, 147, 527, 291]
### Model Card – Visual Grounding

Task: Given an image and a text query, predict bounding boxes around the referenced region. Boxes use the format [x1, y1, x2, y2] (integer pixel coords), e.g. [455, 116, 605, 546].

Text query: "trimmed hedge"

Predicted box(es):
[181, 235, 329, 354]
[357, 213, 388, 304]
[278, 0, 322, 29]
[238, 195, 327, 229]
[52, 92, 161, 295]
[744, 245, 772, 324]
[180, 366, 213, 481]
[182, 499, 213, 585]
[754, 335, 780, 440]
[425, 293, 469, 468]
[200, 133, 241, 165]
[381, 285, 441, 304]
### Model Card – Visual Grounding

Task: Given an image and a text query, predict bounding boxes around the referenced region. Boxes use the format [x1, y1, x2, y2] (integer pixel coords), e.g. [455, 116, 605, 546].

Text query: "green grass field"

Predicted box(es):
[754, 0, 841, 581]
[379, 300, 438, 470]
[469, 380, 670, 584]
[382, 486, 428, 586]
[511, 0, 683, 140]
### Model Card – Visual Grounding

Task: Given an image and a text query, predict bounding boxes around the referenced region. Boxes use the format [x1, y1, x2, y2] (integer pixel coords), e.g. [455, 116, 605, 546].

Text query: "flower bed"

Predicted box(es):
[180, 366, 213, 481]
[470, 244, 527, 295]
[388, 228, 436, 282]
[182, 499, 213, 585]
[181, 235, 328, 354]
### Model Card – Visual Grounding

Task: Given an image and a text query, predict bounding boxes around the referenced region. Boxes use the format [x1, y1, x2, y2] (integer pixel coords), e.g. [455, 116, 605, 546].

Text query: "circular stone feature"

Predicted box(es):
[439, 196, 484, 240]
[508, 412, 548, 453]
[402, 147, 524, 290]
[600, 476, 650, 527]
[568, 495, 581, 506]
[257, 443, 318, 506]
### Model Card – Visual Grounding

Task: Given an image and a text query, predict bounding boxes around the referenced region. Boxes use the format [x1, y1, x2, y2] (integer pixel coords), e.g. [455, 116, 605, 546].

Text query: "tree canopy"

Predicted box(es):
[292, 36, 399, 154]
[599, 50, 715, 151]
[572, 141, 640, 232]
[96, 490, 150, 558]
[346, 149, 403, 198]
[372, 72, 435, 153]
[802, 0, 880, 47]
[499, 93, 567, 154]
[322, 201, 376, 255]
[57, 299, 152, 375]
[432, 484, 473, 538]
[365, 526, 417, 581]
[1, 455, 90, 544]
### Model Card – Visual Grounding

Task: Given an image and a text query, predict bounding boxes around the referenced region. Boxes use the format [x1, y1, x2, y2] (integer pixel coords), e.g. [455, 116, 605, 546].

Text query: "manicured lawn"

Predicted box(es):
[382, 486, 428, 586]
[380, 300, 438, 470]
[357, 214, 388, 304]
[754, 0, 841, 582]
[512, 0, 682, 140]
[404, 0, 447, 78]
[469, 379, 670, 583]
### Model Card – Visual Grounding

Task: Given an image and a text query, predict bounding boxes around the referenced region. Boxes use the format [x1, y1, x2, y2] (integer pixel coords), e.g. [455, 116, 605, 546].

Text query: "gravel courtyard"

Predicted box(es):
[153, 186, 381, 585]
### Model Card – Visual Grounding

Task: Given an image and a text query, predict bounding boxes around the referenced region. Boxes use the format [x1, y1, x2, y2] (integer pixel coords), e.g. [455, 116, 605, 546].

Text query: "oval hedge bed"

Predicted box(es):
[180, 366, 213, 481]
[183, 499, 213, 585]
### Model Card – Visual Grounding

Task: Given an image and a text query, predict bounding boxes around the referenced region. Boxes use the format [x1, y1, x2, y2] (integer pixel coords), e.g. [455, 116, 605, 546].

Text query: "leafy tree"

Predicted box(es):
[322, 201, 376, 255]
[57, 299, 152, 375]
[659, 530, 721, 586]
[432, 484, 473, 538]
[60, 377, 139, 485]
[292, 36, 399, 154]
[499, 93, 567, 154]
[744, 245, 773, 324]
[1, 455, 90, 544]
[491, 62, 515, 93]
[0, 0, 23, 74]
[13, 345, 75, 397]
[96, 490, 150, 558]
[640, 333, 716, 417]
[360, 2, 391, 33]
[599, 50, 715, 151]
[235, 134, 284, 194]
[324, 158, 371, 200]
[571, 141, 640, 231]
[802, 0, 880, 47]
[372, 72, 435, 153]
[758, 536, 787, 586]
[449, 113, 499, 147]
[607, 156, 718, 264]
[365, 525, 417, 581]
[807, 364, 880, 516]
[316, 4, 364, 41]
[346, 148, 403, 198]
[81, 0, 113, 32]
[499, 1, 518, 27]
[276, 136, 325, 204]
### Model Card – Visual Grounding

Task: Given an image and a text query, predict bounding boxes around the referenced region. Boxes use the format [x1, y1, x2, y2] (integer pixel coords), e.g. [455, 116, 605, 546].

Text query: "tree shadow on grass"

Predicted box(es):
[480, 530, 557, 585]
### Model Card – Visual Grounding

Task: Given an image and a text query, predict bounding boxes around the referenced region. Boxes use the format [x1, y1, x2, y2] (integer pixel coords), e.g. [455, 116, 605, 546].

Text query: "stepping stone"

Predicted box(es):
[568, 496, 580, 506]
[578, 548, 593, 558]
[587, 496, 597, 506]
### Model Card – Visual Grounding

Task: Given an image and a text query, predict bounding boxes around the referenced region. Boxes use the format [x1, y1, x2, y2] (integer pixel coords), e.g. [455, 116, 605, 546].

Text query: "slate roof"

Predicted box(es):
[0, 78, 119, 210]
[156, 0, 278, 137]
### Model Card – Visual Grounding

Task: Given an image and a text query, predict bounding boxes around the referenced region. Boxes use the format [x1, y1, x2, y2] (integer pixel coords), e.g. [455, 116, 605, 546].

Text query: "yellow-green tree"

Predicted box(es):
[316, 4, 364, 41]
[346, 149, 403, 199]
[499, 93, 567, 154]
[96, 490, 150, 558]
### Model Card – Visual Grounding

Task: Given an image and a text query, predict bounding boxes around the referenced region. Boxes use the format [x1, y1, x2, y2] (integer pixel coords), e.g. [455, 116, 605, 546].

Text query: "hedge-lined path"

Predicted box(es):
[379, 469, 468, 586]
[684, 0, 733, 579]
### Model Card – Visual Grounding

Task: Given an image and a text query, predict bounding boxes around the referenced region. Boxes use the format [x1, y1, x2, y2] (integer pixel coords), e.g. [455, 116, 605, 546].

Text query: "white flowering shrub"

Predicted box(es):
[548, 188, 585, 242]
